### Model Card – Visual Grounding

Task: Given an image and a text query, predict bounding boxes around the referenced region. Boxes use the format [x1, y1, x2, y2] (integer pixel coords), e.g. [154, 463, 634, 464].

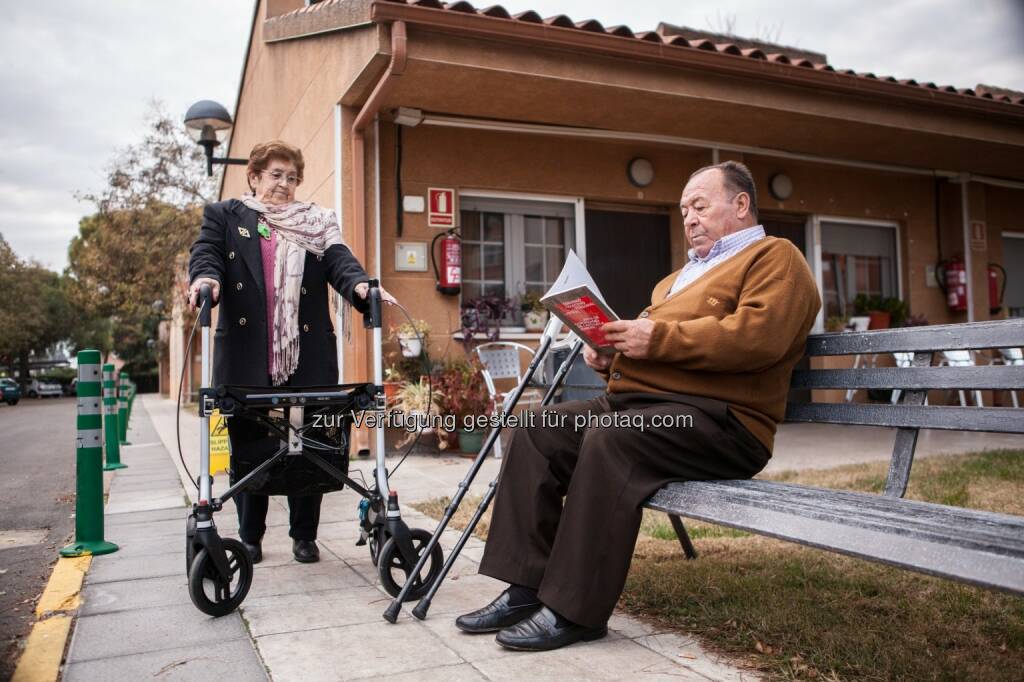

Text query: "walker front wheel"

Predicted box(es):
[377, 528, 443, 601]
[188, 538, 253, 617]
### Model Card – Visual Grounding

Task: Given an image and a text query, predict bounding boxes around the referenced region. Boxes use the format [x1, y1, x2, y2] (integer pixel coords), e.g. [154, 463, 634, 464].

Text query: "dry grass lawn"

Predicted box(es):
[412, 449, 1024, 681]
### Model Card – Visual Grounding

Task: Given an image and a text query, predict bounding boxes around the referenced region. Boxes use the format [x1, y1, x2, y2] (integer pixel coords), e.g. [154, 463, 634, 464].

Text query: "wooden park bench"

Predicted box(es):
[645, 319, 1024, 594]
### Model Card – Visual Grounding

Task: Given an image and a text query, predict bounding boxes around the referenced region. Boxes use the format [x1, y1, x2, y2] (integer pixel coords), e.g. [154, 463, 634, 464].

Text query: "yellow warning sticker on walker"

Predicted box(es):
[209, 410, 230, 475]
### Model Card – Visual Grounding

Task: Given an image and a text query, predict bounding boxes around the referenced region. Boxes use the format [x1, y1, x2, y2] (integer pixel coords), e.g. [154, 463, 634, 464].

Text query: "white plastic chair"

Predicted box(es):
[473, 342, 543, 457]
[940, 350, 983, 407]
[991, 348, 1023, 408]
[889, 352, 926, 405]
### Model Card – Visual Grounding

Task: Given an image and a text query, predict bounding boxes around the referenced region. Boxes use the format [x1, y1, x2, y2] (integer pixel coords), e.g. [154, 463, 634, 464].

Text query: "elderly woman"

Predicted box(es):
[188, 140, 394, 565]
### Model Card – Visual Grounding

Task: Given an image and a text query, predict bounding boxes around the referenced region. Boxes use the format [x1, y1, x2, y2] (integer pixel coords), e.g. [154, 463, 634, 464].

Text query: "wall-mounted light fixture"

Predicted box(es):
[627, 157, 655, 187]
[184, 100, 248, 176]
[769, 173, 793, 201]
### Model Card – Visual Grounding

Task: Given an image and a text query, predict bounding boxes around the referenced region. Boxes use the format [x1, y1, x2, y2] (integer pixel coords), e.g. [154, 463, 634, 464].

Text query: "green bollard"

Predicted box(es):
[102, 364, 126, 471]
[61, 350, 118, 557]
[118, 373, 130, 445]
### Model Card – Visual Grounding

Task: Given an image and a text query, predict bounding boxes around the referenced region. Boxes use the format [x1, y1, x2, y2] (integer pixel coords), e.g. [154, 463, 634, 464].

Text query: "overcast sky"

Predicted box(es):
[3, 0, 1022, 272]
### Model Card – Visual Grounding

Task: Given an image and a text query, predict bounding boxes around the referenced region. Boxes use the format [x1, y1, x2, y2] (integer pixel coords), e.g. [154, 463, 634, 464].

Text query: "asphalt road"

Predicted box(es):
[0, 395, 78, 678]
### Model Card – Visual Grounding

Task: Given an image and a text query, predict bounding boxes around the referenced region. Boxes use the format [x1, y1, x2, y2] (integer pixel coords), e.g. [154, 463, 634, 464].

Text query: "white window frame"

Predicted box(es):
[809, 215, 902, 333]
[459, 190, 586, 307]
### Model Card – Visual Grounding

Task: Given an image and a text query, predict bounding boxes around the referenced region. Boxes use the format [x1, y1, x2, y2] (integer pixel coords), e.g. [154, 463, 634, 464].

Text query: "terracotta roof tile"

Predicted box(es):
[320, 0, 1024, 109]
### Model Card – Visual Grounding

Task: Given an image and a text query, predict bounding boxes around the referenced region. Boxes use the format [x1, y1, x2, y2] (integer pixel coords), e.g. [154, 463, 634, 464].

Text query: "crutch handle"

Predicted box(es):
[198, 284, 213, 328]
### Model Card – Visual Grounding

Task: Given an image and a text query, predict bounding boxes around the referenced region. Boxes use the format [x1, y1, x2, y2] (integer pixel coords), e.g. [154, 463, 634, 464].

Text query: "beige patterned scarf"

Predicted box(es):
[240, 195, 345, 385]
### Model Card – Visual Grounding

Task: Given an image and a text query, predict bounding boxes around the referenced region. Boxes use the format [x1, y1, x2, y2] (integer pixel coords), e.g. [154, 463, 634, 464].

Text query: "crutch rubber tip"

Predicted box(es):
[382, 603, 401, 623]
[411, 600, 430, 620]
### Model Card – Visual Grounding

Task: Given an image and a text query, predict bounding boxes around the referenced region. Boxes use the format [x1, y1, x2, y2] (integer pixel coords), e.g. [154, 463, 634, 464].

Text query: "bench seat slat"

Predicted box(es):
[646, 480, 1024, 593]
[805, 320, 1024, 356]
[785, 403, 1024, 432]
[791, 366, 1024, 390]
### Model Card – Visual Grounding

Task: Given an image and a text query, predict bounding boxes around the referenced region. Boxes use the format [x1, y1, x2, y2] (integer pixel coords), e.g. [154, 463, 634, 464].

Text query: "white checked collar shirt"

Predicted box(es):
[668, 224, 767, 297]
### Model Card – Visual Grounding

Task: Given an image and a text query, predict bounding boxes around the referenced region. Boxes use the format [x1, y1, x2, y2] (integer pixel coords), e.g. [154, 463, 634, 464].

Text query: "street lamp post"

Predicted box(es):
[184, 100, 247, 176]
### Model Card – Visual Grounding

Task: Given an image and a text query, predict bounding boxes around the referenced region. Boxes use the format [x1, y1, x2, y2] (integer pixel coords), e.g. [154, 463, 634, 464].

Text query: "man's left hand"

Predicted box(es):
[602, 319, 655, 359]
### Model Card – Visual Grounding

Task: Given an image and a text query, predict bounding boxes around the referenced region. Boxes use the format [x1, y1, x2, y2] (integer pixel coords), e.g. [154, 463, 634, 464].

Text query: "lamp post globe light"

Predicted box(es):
[184, 100, 247, 176]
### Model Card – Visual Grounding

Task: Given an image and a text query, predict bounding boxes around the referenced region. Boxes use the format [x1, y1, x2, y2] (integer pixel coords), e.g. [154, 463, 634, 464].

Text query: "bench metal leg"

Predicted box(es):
[667, 514, 698, 560]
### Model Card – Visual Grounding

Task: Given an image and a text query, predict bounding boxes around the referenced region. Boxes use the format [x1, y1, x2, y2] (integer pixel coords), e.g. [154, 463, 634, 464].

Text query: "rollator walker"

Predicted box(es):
[383, 315, 585, 623]
[184, 282, 443, 616]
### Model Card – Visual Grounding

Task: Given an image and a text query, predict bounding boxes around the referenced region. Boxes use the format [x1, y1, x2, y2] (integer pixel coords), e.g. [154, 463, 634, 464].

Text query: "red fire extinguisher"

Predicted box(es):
[988, 263, 1006, 315]
[431, 229, 461, 296]
[936, 256, 968, 312]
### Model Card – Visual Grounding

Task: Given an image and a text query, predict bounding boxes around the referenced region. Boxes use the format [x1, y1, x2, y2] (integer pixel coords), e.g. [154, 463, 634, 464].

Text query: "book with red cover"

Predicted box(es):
[541, 250, 619, 354]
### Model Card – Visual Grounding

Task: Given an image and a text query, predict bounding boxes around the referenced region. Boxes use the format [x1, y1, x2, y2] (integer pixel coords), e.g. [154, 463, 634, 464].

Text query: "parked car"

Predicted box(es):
[25, 379, 63, 399]
[0, 378, 20, 405]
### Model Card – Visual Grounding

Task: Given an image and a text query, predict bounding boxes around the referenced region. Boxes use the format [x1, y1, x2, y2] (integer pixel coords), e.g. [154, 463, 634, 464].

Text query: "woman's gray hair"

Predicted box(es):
[688, 161, 758, 219]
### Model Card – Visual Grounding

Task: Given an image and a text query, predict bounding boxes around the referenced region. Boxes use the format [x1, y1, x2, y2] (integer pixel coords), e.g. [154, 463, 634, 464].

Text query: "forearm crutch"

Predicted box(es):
[382, 315, 581, 622]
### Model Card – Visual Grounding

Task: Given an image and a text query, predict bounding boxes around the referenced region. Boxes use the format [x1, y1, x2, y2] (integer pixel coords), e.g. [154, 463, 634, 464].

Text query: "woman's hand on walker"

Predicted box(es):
[188, 277, 221, 311]
[355, 281, 398, 306]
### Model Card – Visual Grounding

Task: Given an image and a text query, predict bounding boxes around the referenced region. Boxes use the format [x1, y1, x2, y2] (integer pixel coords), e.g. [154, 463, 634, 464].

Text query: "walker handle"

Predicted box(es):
[363, 279, 382, 330]
[199, 284, 212, 328]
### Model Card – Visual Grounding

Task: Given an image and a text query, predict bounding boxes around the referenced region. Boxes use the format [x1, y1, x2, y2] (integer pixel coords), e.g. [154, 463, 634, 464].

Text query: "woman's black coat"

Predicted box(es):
[188, 199, 369, 388]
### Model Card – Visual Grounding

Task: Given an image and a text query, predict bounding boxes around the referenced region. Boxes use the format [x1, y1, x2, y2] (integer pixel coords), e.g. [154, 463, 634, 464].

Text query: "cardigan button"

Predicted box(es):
[303, 324, 310, 332]
[611, 371, 622, 380]
[639, 310, 649, 318]
[301, 286, 307, 295]
[228, 251, 236, 260]
[236, 282, 243, 290]
[239, 317, 247, 326]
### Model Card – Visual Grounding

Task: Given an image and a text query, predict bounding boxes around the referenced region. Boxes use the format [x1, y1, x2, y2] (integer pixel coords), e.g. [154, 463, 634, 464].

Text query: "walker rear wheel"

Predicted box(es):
[188, 538, 253, 617]
[377, 528, 443, 601]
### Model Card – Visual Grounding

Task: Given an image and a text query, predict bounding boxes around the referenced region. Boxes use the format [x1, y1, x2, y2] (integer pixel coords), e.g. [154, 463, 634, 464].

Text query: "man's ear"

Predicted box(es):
[734, 192, 751, 220]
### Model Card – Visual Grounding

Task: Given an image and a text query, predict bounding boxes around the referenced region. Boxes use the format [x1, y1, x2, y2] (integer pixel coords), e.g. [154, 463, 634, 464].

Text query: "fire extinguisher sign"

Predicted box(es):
[427, 188, 456, 228]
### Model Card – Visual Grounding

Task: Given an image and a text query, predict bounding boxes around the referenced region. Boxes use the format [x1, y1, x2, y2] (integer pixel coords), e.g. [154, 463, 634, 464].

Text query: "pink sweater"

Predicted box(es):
[259, 224, 277, 379]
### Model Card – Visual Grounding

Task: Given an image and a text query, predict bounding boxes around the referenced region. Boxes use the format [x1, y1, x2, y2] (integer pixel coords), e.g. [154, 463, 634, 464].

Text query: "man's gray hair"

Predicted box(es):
[688, 161, 758, 220]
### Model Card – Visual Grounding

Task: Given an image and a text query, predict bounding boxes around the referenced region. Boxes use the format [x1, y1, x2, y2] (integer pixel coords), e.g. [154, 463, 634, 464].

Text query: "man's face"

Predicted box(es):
[679, 169, 748, 259]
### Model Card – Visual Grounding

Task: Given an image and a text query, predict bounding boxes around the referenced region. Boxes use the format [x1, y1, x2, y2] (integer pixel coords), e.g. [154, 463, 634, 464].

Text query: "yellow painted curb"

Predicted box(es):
[11, 615, 72, 682]
[36, 556, 91, 617]
[12, 555, 94, 681]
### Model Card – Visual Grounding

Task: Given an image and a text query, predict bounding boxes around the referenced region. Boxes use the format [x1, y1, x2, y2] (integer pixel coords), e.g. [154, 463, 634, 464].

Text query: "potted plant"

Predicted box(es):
[853, 295, 908, 330]
[459, 295, 516, 348]
[825, 315, 850, 333]
[390, 377, 443, 448]
[520, 291, 549, 332]
[391, 319, 430, 358]
[434, 358, 491, 454]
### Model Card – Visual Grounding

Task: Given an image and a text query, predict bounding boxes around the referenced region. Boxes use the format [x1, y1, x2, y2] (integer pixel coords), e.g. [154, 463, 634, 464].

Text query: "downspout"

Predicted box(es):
[350, 20, 407, 380]
[960, 175, 975, 322]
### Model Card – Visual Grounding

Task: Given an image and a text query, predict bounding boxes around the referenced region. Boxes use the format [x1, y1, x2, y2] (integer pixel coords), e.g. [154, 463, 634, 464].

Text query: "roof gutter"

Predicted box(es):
[350, 20, 407, 377]
[369, 2, 1024, 123]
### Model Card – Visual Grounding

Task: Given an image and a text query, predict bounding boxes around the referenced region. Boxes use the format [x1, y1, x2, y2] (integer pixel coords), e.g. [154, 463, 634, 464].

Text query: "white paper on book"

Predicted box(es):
[540, 250, 619, 353]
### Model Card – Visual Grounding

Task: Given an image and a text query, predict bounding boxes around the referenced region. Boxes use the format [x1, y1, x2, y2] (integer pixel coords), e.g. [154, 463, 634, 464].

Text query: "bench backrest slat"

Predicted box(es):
[784, 403, 1024, 433]
[805, 319, 1024, 356]
[790, 366, 1024, 390]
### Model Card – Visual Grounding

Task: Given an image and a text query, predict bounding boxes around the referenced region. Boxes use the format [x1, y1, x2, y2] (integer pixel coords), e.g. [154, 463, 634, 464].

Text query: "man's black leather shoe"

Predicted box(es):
[455, 589, 542, 634]
[242, 540, 262, 564]
[292, 539, 320, 563]
[495, 606, 607, 651]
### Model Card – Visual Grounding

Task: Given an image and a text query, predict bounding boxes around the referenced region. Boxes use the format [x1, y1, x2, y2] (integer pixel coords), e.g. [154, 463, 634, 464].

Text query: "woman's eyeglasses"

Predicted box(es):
[261, 170, 300, 186]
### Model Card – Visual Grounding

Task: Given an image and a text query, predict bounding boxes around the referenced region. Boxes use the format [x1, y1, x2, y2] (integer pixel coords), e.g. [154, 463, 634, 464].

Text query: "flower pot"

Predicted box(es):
[868, 311, 891, 330]
[383, 381, 401, 404]
[398, 334, 422, 358]
[523, 310, 549, 332]
[457, 428, 485, 454]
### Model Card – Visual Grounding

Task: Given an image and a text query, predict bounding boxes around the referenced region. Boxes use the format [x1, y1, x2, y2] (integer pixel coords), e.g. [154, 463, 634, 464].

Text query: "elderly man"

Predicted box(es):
[456, 161, 822, 651]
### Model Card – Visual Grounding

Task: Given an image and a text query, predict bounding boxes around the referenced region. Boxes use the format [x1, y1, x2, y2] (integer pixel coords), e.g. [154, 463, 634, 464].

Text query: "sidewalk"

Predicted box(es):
[60, 396, 759, 681]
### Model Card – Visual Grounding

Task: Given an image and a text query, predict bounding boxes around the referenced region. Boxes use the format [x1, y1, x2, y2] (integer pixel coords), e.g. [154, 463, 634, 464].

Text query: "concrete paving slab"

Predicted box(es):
[86, 548, 183, 584]
[636, 632, 761, 682]
[245, 560, 368, 600]
[67, 603, 248, 662]
[241, 585, 392, 636]
[349, 662, 486, 681]
[105, 507, 188, 527]
[79, 573, 187, 616]
[105, 494, 187, 515]
[255, 619, 464, 681]
[471, 636, 711, 680]
[63, 637, 268, 681]
[105, 517, 188, 540]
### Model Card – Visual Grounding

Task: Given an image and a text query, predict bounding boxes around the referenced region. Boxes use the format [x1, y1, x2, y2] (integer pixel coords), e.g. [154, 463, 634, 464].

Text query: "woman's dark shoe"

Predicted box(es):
[455, 588, 542, 634]
[242, 540, 262, 564]
[292, 539, 320, 563]
[495, 606, 607, 651]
